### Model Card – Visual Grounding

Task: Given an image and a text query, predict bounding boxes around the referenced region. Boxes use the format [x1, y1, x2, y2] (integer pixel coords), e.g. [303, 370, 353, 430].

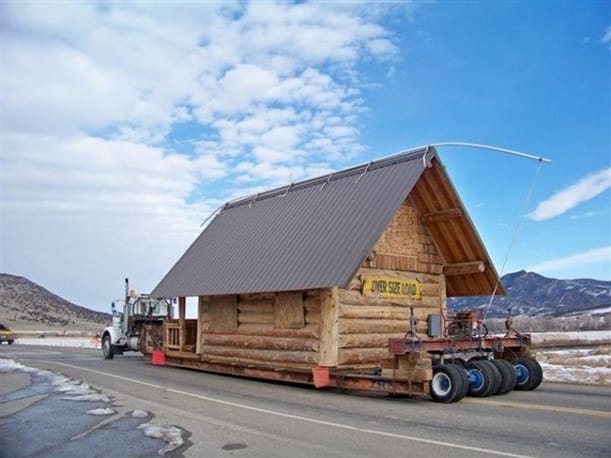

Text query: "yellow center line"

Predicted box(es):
[463, 398, 611, 418]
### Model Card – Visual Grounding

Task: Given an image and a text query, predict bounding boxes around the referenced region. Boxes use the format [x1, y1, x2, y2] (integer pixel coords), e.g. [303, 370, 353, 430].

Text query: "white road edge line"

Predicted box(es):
[43, 361, 535, 458]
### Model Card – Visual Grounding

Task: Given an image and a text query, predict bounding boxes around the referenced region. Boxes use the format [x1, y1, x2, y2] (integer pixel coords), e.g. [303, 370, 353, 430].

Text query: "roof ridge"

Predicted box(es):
[224, 146, 434, 210]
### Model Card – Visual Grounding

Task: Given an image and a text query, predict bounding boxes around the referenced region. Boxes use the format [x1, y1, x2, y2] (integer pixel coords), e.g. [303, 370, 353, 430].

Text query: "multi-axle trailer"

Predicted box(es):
[136, 309, 542, 403]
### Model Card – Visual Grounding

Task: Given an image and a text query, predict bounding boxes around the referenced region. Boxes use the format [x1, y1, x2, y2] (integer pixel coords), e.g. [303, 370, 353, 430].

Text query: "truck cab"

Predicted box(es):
[102, 279, 173, 359]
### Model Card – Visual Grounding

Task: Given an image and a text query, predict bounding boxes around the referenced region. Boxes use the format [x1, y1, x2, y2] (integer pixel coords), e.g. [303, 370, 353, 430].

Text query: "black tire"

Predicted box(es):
[430, 364, 467, 403]
[465, 361, 494, 397]
[478, 360, 503, 395]
[8, 340, 14, 345]
[102, 334, 114, 360]
[490, 359, 517, 395]
[514, 356, 543, 391]
[450, 363, 469, 400]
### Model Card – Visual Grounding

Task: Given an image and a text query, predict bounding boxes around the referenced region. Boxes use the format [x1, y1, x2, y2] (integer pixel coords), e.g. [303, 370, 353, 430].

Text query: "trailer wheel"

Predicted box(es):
[490, 359, 517, 394]
[478, 360, 503, 395]
[430, 364, 467, 403]
[514, 357, 543, 391]
[465, 361, 494, 397]
[102, 334, 114, 360]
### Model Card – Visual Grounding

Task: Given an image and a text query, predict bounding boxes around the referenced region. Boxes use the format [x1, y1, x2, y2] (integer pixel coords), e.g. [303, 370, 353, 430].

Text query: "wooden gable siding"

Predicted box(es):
[197, 290, 324, 370]
[335, 201, 446, 368]
[408, 159, 502, 296]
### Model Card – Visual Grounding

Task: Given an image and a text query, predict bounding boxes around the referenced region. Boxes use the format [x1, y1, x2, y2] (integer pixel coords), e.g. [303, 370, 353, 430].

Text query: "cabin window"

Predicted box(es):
[274, 292, 305, 329]
[208, 295, 238, 330]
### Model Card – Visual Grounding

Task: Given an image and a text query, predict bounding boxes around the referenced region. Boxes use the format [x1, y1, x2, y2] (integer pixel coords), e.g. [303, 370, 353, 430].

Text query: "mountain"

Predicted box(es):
[449, 270, 611, 317]
[0, 273, 111, 331]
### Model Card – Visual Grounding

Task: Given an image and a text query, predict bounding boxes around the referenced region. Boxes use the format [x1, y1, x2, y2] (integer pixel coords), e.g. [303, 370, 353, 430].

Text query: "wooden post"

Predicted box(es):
[442, 261, 485, 276]
[318, 287, 339, 367]
[178, 296, 186, 352]
[196, 296, 205, 354]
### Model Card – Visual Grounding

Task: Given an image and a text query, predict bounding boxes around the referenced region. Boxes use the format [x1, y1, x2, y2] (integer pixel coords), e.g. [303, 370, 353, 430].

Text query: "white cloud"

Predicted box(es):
[529, 168, 611, 221]
[602, 26, 611, 45]
[2, 1, 410, 311]
[526, 247, 611, 275]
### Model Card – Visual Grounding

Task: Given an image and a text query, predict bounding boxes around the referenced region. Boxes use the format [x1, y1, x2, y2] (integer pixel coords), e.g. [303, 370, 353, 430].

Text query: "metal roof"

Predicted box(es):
[152, 148, 432, 298]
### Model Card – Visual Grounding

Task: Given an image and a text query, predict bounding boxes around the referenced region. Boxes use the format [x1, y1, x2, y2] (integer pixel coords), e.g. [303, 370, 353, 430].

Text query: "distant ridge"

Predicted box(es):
[449, 270, 611, 317]
[0, 273, 111, 331]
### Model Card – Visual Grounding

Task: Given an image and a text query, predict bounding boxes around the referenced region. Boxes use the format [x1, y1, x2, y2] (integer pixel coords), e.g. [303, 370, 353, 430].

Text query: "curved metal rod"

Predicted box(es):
[429, 142, 552, 163]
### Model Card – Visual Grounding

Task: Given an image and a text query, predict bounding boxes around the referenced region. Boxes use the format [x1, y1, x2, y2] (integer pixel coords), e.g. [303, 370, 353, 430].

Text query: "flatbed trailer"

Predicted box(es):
[145, 331, 539, 403]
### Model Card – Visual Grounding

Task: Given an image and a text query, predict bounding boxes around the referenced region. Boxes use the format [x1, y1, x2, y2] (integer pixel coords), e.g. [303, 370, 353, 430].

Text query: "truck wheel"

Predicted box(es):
[430, 364, 467, 403]
[466, 361, 494, 397]
[514, 357, 543, 391]
[490, 359, 517, 394]
[477, 360, 503, 395]
[102, 334, 114, 360]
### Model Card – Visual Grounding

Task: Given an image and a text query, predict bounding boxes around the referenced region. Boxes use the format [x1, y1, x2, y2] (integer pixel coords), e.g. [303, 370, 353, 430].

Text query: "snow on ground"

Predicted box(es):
[87, 408, 115, 416]
[15, 336, 101, 349]
[0, 357, 186, 455]
[530, 330, 610, 345]
[535, 347, 611, 386]
[138, 423, 185, 456]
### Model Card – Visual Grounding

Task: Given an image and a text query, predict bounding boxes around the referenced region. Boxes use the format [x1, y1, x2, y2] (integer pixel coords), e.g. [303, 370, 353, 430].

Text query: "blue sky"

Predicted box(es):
[1, 1, 609, 312]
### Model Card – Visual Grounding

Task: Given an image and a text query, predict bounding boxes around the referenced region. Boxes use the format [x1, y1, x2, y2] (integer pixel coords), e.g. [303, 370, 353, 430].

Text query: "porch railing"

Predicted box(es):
[163, 319, 197, 352]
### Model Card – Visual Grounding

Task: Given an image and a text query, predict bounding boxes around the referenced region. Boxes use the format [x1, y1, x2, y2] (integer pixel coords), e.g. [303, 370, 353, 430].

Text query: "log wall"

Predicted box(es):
[196, 290, 324, 370]
[337, 201, 446, 368]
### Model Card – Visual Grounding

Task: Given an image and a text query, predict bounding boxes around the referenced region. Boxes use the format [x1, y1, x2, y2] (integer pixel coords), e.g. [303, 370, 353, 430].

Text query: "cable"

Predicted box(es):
[481, 159, 545, 320]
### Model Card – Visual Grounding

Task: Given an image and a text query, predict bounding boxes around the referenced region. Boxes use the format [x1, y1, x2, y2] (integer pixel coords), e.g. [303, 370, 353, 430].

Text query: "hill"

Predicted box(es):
[449, 270, 611, 317]
[0, 273, 111, 332]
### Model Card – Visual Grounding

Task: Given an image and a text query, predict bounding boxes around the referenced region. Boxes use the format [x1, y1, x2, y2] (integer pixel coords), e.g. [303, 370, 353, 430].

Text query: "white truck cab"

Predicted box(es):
[102, 279, 173, 359]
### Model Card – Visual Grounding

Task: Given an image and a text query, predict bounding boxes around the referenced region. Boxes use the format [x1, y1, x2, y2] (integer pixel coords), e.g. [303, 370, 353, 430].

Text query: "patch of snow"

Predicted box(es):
[87, 408, 115, 416]
[137, 423, 185, 455]
[132, 409, 149, 418]
[530, 330, 610, 344]
[0, 358, 32, 372]
[62, 393, 111, 402]
[16, 337, 101, 349]
[55, 381, 91, 395]
[541, 363, 611, 386]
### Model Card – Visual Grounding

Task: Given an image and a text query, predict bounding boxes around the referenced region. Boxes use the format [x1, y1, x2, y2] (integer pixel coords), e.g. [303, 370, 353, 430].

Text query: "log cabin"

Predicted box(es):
[149, 146, 506, 391]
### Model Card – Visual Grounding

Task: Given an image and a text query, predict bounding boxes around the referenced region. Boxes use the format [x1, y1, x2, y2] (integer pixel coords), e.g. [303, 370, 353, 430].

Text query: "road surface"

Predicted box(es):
[1, 345, 609, 457]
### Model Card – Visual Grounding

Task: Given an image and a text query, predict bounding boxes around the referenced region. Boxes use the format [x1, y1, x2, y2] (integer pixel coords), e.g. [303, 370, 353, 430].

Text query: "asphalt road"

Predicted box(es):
[1, 345, 610, 458]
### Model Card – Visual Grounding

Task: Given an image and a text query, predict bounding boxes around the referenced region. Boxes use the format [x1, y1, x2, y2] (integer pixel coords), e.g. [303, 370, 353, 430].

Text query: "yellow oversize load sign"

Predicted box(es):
[361, 276, 422, 299]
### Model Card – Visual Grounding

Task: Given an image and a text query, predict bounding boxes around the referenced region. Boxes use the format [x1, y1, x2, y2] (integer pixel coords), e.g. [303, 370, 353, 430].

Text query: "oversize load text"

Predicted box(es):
[361, 276, 422, 299]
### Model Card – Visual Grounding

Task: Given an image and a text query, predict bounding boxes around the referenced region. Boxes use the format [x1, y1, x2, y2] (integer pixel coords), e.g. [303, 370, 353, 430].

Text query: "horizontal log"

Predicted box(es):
[420, 283, 441, 296]
[338, 333, 404, 349]
[202, 346, 318, 364]
[339, 305, 410, 320]
[199, 354, 316, 372]
[338, 289, 414, 307]
[238, 301, 274, 313]
[206, 325, 319, 338]
[304, 290, 322, 299]
[339, 319, 408, 335]
[239, 292, 276, 301]
[338, 348, 394, 365]
[421, 208, 463, 224]
[338, 289, 439, 308]
[238, 312, 274, 325]
[443, 261, 486, 276]
[419, 296, 441, 308]
[204, 334, 319, 352]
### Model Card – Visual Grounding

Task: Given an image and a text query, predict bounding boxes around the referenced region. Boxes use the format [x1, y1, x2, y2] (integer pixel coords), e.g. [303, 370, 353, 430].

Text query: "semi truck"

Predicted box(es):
[101, 279, 173, 359]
